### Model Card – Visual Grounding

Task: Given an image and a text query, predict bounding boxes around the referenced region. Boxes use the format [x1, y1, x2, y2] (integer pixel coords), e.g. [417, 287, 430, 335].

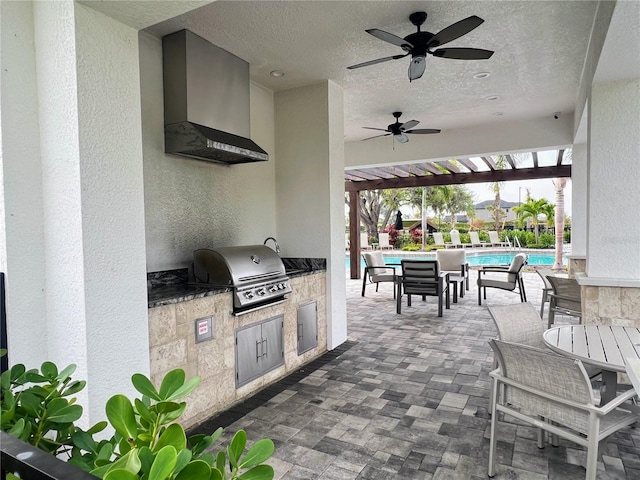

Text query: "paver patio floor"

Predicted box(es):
[196, 271, 640, 479]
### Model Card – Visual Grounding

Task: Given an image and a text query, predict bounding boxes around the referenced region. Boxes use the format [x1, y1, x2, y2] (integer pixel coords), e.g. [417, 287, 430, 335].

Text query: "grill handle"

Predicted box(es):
[262, 338, 268, 358]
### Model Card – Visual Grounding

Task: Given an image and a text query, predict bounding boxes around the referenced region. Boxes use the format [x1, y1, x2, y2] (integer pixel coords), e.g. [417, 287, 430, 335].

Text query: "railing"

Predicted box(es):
[512, 235, 522, 251]
[0, 431, 96, 480]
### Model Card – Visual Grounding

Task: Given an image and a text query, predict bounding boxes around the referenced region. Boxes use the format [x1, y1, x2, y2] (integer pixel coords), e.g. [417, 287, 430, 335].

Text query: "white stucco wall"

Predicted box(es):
[274, 81, 347, 349]
[140, 33, 277, 272]
[587, 78, 640, 280]
[1, 0, 49, 365]
[570, 142, 587, 256]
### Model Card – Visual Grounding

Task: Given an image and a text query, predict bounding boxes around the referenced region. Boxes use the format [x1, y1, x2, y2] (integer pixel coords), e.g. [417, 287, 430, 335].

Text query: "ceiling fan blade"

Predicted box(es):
[347, 53, 409, 70]
[405, 129, 441, 134]
[395, 133, 409, 144]
[362, 127, 390, 132]
[432, 48, 494, 60]
[408, 56, 426, 81]
[427, 15, 484, 48]
[362, 133, 391, 141]
[366, 29, 413, 50]
[400, 120, 419, 130]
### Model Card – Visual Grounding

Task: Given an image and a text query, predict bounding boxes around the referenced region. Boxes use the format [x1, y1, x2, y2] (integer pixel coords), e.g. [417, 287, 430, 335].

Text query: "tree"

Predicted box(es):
[512, 197, 553, 243]
[488, 155, 508, 232]
[553, 177, 568, 269]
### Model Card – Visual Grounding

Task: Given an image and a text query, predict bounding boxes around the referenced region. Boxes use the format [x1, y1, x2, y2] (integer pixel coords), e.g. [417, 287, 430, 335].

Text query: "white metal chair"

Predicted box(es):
[432, 232, 449, 248]
[360, 232, 371, 250]
[477, 253, 528, 305]
[449, 230, 471, 248]
[546, 275, 582, 328]
[469, 231, 487, 248]
[488, 230, 509, 247]
[536, 268, 555, 317]
[396, 260, 449, 317]
[488, 339, 637, 480]
[378, 232, 392, 250]
[436, 249, 469, 293]
[361, 251, 397, 298]
[624, 357, 640, 399]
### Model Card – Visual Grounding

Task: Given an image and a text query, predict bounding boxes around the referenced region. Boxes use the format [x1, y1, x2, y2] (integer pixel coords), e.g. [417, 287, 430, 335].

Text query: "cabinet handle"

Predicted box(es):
[255, 340, 261, 361]
[262, 338, 268, 358]
[298, 323, 303, 340]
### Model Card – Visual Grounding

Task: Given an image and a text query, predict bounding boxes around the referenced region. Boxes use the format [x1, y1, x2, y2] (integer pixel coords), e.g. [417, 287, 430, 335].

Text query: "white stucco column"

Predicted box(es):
[586, 79, 640, 281]
[274, 81, 347, 350]
[570, 143, 587, 257]
[1, 1, 150, 425]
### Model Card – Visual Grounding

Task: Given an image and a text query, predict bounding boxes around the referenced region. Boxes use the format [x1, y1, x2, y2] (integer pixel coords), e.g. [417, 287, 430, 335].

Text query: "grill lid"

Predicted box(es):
[193, 246, 286, 286]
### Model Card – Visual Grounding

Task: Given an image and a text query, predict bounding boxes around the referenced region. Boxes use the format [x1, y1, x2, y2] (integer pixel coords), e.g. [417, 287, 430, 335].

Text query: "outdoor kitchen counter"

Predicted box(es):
[146, 259, 327, 430]
[147, 257, 326, 308]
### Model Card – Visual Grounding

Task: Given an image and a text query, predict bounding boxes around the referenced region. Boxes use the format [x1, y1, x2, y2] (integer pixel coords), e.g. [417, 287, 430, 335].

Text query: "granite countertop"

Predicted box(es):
[147, 258, 326, 308]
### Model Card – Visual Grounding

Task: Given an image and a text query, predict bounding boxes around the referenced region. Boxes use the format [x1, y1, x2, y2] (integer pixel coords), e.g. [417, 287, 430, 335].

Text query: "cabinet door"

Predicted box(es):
[297, 301, 318, 355]
[235, 323, 263, 387]
[261, 315, 284, 374]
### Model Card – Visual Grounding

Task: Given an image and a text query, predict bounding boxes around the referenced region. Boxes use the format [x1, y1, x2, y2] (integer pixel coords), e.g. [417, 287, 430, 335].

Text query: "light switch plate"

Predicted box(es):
[195, 316, 213, 343]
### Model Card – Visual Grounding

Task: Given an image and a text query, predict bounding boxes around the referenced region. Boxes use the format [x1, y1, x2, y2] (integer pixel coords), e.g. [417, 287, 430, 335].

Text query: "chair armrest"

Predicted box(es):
[364, 266, 396, 277]
[548, 293, 580, 303]
[480, 266, 510, 272]
[598, 387, 639, 414]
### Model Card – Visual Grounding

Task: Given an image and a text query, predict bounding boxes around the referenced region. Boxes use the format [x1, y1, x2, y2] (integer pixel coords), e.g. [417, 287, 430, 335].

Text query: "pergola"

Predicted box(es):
[346, 150, 571, 279]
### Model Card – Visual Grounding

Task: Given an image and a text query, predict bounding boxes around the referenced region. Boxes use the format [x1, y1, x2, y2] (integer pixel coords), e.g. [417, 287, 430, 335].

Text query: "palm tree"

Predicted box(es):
[553, 177, 568, 269]
[512, 197, 552, 244]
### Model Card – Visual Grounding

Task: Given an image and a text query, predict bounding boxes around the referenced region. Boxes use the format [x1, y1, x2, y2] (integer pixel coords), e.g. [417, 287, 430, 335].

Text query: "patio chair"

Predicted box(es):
[488, 339, 637, 480]
[488, 230, 510, 247]
[396, 260, 449, 317]
[431, 232, 450, 248]
[360, 232, 371, 250]
[546, 275, 582, 328]
[378, 232, 392, 250]
[624, 357, 640, 398]
[477, 253, 528, 305]
[536, 268, 555, 317]
[449, 230, 471, 248]
[361, 251, 397, 298]
[436, 249, 469, 293]
[469, 231, 487, 248]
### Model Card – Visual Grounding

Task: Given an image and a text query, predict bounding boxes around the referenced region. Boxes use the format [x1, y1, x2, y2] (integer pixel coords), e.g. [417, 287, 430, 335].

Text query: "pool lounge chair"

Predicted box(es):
[432, 232, 451, 248]
[378, 232, 392, 250]
[469, 231, 487, 248]
[449, 230, 471, 248]
[488, 230, 510, 247]
[360, 232, 371, 250]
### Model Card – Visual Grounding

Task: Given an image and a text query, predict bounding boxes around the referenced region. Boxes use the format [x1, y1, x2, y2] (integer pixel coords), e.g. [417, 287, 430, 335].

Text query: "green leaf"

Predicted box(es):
[138, 446, 154, 475]
[158, 369, 185, 400]
[238, 439, 274, 469]
[210, 467, 224, 480]
[158, 402, 186, 424]
[96, 441, 115, 463]
[189, 434, 214, 458]
[104, 469, 140, 480]
[215, 451, 226, 473]
[152, 423, 186, 453]
[131, 374, 161, 401]
[237, 465, 274, 480]
[174, 448, 192, 475]
[62, 380, 86, 397]
[19, 391, 42, 416]
[72, 430, 97, 453]
[199, 452, 214, 467]
[227, 430, 246, 469]
[41, 361, 58, 379]
[165, 376, 201, 402]
[87, 420, 109, 435]
[10, 364, 25, 382]
[149, 445, 177, 480]
[48, 404, 83, 423]
[1, 369, 11, 389]
[56, 364, 77, 382]
[174, 459, 211, 480]
[105, 449, 141, 476]
[134, 398, 155, 424]
[6, 418, 25, 437]
[106, 395, 138, 442]
[155, 401, 182, 415]
[25, 371, 48, 383]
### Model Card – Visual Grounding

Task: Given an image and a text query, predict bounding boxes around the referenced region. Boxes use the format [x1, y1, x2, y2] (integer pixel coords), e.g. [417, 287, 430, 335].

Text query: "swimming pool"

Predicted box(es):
[347, 252, 565, 269]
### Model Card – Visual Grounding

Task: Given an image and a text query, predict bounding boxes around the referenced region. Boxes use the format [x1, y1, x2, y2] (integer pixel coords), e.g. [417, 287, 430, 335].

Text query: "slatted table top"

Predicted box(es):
[543, 325, 640, 372]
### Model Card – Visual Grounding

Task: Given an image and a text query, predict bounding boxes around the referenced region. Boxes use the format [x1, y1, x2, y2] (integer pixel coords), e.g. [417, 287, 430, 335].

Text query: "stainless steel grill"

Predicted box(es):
[193, 246, 291, 315]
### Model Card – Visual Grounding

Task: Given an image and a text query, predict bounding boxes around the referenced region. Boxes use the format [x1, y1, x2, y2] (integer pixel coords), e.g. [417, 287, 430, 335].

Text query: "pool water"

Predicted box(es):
[347, 252, 564, 269]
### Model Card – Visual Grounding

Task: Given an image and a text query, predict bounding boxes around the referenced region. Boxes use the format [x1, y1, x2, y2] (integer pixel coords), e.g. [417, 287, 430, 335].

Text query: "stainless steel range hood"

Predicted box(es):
[162, 30, 268, 165]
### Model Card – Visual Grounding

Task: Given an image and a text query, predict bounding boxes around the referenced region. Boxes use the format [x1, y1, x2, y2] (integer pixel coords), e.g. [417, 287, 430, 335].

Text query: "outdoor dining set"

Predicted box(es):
[361, 249, 640, 479]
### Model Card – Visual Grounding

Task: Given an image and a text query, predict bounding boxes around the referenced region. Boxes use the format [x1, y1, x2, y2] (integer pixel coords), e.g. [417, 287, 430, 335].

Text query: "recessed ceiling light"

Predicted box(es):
[485, 95, 499, 101]
[270, 70, 285, 77]
[492, 112, 504, 116]
[473, 72, 491, 79]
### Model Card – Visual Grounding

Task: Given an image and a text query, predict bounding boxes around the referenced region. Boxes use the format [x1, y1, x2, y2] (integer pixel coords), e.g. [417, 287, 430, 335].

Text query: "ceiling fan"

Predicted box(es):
[362, 112, 441, 144]
[347, 11, 494, 81]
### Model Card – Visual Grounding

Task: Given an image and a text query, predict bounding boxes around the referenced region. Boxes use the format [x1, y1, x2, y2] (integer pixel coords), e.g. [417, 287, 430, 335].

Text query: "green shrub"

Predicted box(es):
[538, 233, 555, 248]
[563, 229, 571, 243]
[1, 355, 275, 480]
[401, 243, 422, 251]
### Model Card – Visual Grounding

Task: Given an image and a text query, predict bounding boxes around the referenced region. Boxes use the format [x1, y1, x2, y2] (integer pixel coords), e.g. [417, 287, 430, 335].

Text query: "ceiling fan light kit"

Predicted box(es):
[347, 11, 494, 81]
[361, 111, 441, 145]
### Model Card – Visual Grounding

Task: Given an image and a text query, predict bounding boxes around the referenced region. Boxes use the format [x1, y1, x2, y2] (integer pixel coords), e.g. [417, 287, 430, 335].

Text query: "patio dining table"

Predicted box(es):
[543, 324, 640, 405]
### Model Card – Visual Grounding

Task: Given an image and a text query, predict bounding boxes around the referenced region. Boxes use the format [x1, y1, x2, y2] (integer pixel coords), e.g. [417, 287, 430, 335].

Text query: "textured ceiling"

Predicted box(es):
[145, 1, 599, 143]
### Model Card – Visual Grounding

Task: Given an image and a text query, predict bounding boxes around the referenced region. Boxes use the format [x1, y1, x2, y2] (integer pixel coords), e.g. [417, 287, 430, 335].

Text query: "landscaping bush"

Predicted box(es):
[563, 229, 571, 243]
[538, 233, 555, 248]
[0, 354, 275, 480]
[401, 243, 422, 251]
